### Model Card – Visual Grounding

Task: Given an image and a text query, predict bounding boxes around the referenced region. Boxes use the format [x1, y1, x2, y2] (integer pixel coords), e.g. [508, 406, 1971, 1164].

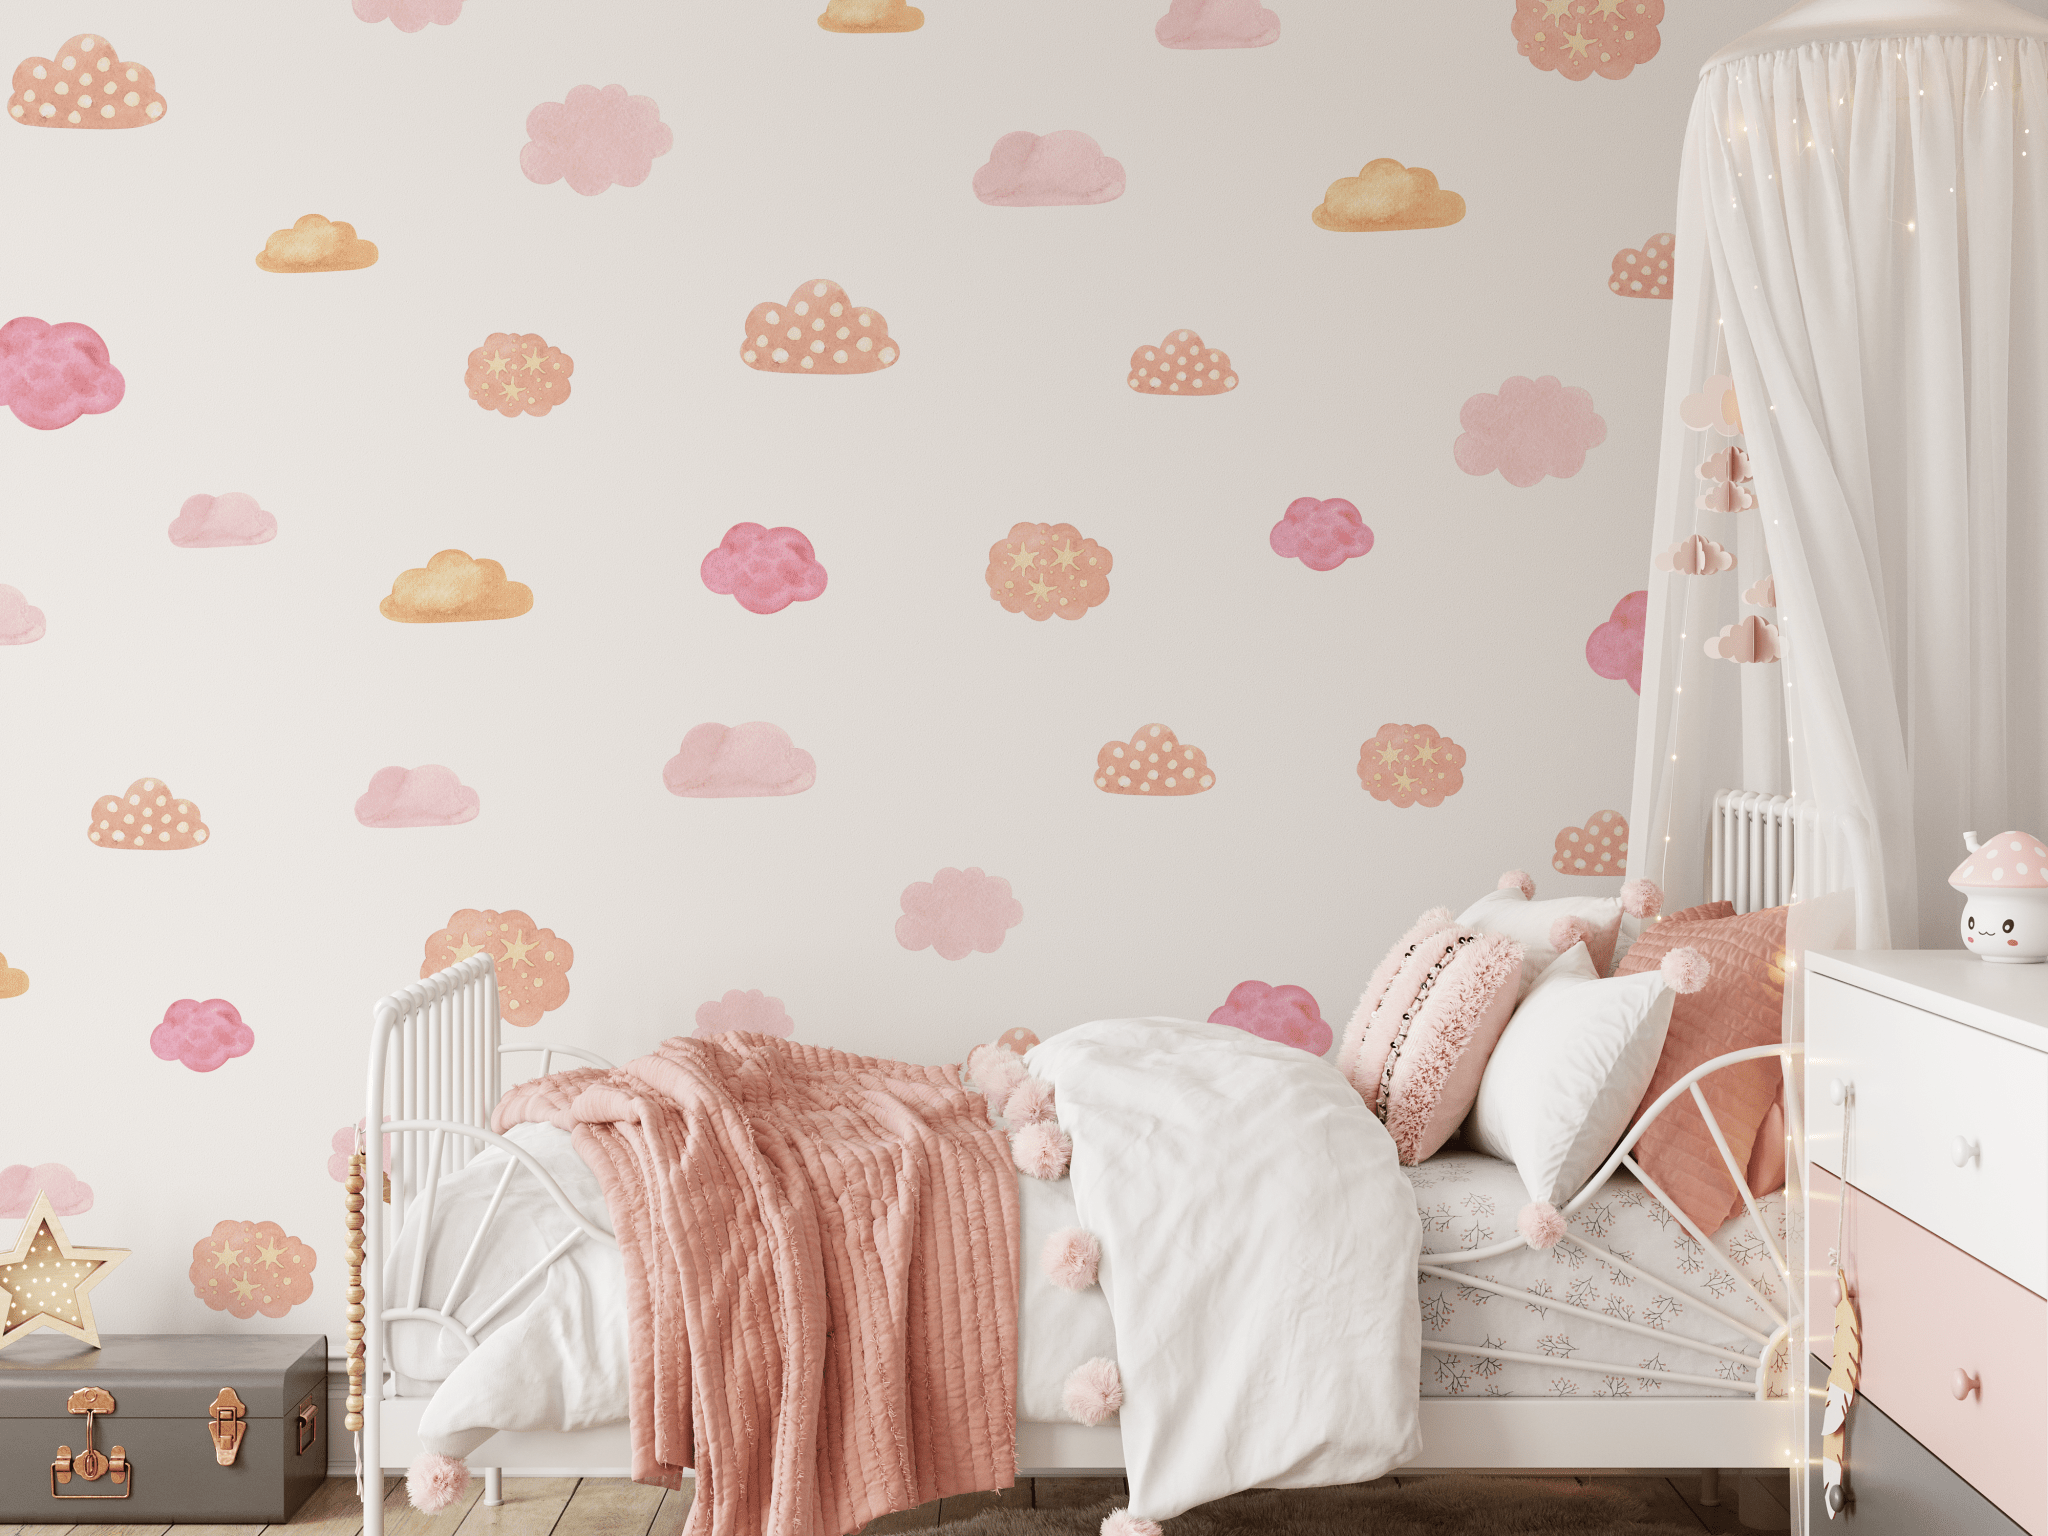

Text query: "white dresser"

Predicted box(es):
[1804, 951, 2048, 1536]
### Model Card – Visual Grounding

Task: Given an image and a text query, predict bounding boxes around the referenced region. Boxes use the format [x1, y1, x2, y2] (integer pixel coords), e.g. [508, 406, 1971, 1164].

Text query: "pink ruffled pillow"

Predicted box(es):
[1340, 908, 1524, 1165]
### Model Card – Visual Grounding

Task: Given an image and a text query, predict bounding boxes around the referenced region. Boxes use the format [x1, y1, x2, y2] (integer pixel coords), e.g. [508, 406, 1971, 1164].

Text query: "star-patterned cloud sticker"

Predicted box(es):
[0, 1190, 127, 1350]
[188, 1219, 316, 1320]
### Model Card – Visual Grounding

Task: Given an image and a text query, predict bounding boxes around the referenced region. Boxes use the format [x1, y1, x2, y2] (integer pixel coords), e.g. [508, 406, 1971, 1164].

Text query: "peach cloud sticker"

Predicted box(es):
[87, 778, 209, 849]
[0, 954, 26, 999]
[0, 318, 124, 430]
[974, 130, 1125, 206]
[742, 280, 898, 373]
[255, 214, 378, 273]
[465, 333, 573, 417]
[153, 999, 253, 1073]
[1209, 982, 1330, 1055]
[381, 550, 533, 623]
[1554, 810, 1629, 876]
[985, 521, 1112, 621]
[1096, 723, 1214, 796]
[0, 585, 46, 645]
[1312, 159, 1465, 232]
[522, 85, 672, 196]
[897, 868, 1024, 960]
[1610, 233, 1673, 298]
[1513, 0, 1663, 81]
[1656, 534, 1735, 575]
[664, 722, 816, 798]
[1744, 574, 1777, 607]
[1586, 590, 1647, 693]
[1705, 615, 1781, 663]
[0, 1164, 89, 1217]
[1157, 0, 1281, 47]
[702, 524, 828, 614]
[169, 493, 277, 549]
[1454, 375, 1606, 486]
[694, 990, 796, 1038]
[9, 35, 165, 127]
[1128, 330, 1235, 394]
[1270, 496, 1372, 570]
[819, 0, 923, 30]
[1358, 723, 1465, 808]
[354, 0, 463, 30]
[1681, 373, 1742, 436]
[355, 766, 479, 828]
[190, 1220, 316, 1320]
[421, 909, 573, 1025]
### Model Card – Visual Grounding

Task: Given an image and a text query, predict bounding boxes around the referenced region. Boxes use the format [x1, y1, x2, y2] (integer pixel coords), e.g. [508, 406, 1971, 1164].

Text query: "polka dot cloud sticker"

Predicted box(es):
[9, 35, 165, 128]
[741, 280, 897, 373]
[1553, 810, 1628, 876]
[1096, 724, 1214, 796]
[1128, 330, 1236, 394]
[86, 778, 208, 849]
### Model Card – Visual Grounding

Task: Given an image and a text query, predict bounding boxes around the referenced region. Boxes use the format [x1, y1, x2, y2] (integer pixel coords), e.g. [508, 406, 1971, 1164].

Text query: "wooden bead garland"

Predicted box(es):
[344, 1151, 366, 1433]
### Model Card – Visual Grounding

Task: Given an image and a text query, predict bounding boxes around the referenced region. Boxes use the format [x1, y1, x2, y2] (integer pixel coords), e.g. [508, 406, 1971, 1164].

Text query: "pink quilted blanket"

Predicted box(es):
[493, 1033, 1021, 1536]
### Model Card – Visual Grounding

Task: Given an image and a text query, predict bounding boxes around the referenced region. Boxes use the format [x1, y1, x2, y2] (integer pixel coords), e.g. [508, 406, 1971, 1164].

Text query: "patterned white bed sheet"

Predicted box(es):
[1407, 1149, 1791, 1400]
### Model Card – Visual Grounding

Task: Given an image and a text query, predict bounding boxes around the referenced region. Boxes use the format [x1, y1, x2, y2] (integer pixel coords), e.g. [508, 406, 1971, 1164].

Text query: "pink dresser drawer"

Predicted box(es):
[1811, 1167, 2047, 1535]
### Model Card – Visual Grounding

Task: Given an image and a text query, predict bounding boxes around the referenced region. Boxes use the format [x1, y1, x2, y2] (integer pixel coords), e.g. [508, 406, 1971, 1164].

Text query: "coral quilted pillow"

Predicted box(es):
[1618, 904, 1787, 1232]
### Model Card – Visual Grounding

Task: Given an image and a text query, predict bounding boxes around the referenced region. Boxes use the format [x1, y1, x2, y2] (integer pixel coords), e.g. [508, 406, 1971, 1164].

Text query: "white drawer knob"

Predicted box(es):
[1829, 1079, 1852, 1106]
[1954, 1369, 1981, 1401]
[1952, 1137, 1981, 1168]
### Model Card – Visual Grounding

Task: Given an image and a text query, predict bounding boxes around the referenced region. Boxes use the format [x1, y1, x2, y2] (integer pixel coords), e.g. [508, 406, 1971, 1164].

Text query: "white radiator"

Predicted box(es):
[1710, 790, 1819, 913]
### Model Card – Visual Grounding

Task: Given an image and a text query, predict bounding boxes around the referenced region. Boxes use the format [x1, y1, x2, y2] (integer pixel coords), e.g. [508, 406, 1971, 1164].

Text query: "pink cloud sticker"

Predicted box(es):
[664, 722, 816, 798]
[973, 131, 1125, 207]
[896, 867, 1024, 960]
[521, 84, 673, 196]
[169, 492, 277, 549]
[1269, 496, 1373, 571]
[355, 765, 480, 828]
[1705, 615, 1780, 663]
[1156, 0, 1281, 48]
[353, 0, 462, 28]
[152, 998, 254, 1073]
[1586, 589, 1647, 693]
[701, 523, 828, 614]
[1513, 0, 1663, 81]
[693, 989, 796, 1039]
[0, 1162, 92, 1218]
[1208, 981, 1331, 1055]
[326, 1121, 391, 1183]
[0, 584, 46, 645]
[0, 317, 125, 430]
[1655, 534, 1735, 575]
[1454, 375, 1607, 487]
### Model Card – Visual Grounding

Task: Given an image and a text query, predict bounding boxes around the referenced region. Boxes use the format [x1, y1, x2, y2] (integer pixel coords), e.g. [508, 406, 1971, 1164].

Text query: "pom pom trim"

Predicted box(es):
[1063, 1356, 1123, 1426]
[1102, 1513, 1163, 1536]
[1012, 1121, 1073, 1180]
[1517, 1201, 1567, 1251]
[407, 1452, 472, 1513]
[1042, 1226, 1102, 1290]
[1548, 914, 1594, 953]
[1660, 945, 1712, 994]
[1004, 1075, 1058, 1127]
[1499, 870, 1536, 900]
[1621, 878, 1664, 920]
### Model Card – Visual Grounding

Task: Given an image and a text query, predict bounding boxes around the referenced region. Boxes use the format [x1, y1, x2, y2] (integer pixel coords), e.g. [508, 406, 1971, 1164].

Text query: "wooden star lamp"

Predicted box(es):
[0, 1191, 128, 1351]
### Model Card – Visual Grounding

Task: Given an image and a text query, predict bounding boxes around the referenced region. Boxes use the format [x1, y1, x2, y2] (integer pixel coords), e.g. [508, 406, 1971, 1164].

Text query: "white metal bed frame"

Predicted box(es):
[358, 956, 1805, 1536]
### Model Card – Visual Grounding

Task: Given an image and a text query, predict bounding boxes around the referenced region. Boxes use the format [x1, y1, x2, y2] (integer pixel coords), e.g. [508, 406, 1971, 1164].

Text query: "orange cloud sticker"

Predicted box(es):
[1553, 810, 1629, 876]
[1128, 330, 1236, 395]
[1096, 724, 1214, 796]
[465, 333, 573, 417]
[1358, 723, 1465, 808]
[10, 35, 164, 128]
[87, 778, 209, 849]
[1655, 534, 1735, 576]
[421, 908, 573, 1025]
[742, 280, 898, 374]
[1313, 159, 1464, 232]
[0, 953, 25, 999]
[255, 215, 378, 273]
[1610, 233, 1673, 298]
[190, 1220, 316, 1321]
[819, 0, 923, 30]
[986, 521, 1111, 621]
[1705, 616, 1781, 663]
[381, 550, 533, 622]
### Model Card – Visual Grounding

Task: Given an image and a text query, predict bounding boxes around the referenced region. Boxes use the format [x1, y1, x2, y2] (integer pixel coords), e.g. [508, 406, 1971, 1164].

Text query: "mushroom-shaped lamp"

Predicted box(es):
[1950, 831, 2048, 964]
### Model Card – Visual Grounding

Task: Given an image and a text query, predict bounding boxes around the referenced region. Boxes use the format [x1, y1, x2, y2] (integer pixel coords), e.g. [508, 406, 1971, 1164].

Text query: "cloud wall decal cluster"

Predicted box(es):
[896, 867, 1023, 959]
[985, 522, 1112, 621]
[255, 215, 378, 273]
[664, 722, 817, 798]
[1128, 330, 1236, 394]
[974, 131, 1125, 206]
[381, 550, 533, 622]
[522, 85, 672, 195]
[420, 908, 573, 1024]
[1512, 0, 1663, 81]
[0, 585, 46, 644]
[1096, 724, 1214, 795]
[1358, 723, 1465, 808]
[1454, 376, 1606, 486]
[819, 0, 924, 32]
[694, 990, 797, 1037]
[153, 998, 254, 1073]
[170, 493, 277, 548]
[1610, 233, 1673, 298]
[189, 1220, 315, 1320]
[1586, 590, 1648, 693]
[9, 35, 165, 127]
[87, 778, 209, 848]
[1554, 810, 1628, 876]
[1208, 981, 1330, 1054]
[0, 955, 26, 999]
[742, 280, 898, 373]
[1269, 497, 1372, 570]
[355, 766, 480, 828]
[0, 318, 124, 430]
[466, 333, 573, 416]
[1312, 159, 1465, 231]
[1156, 0, 1281, 48]
[354, 0, 465, 30]
[702, 524, 829, 614]
[0, 1164, 91, 1217]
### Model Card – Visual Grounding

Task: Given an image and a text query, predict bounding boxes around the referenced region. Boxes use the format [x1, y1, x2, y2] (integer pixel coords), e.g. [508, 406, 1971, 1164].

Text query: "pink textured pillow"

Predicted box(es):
[1341, 909, 1524, 1165]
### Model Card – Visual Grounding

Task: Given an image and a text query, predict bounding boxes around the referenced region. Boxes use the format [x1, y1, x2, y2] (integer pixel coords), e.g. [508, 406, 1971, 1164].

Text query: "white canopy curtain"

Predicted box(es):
[1627, 0, 2048, 948]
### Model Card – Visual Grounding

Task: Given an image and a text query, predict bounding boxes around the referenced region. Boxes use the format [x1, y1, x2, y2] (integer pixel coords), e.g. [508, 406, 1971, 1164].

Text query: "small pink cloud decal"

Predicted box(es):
[355, 765, 480, 828]
[1587, 590, 1647, 693]
[0, 1163, 92, 1218]
[664, 722, 816, 798]
[693, 989, 796, 1039]
[152, 998, 254, 1073]
[897, 867, 1023, 960]
[701, 523, 828, 614]
[1655, 533, 1735, 575]
[0, 317, 124, 430]
[521, 84, 673, 196]
[1705, 615, 1781, 663]
[1156, 0, 1280, 48]
[1454, 375, 1606, 487]
[1681, 373, 1742, 436]
[0, 584, 46, 645]
[973, 130, 1125, 207]
[1269, 496, 1372, 571]
[169, 492, 277, 549]
[354, 0, 463, 28]
[1744, 574, 1777, 606]
[1208, 981, 1330, 1054]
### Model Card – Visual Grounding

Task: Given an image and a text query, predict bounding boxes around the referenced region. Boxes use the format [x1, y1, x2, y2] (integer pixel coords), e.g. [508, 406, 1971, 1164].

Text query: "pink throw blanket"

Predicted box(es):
[494, 1033, 1021, 1536]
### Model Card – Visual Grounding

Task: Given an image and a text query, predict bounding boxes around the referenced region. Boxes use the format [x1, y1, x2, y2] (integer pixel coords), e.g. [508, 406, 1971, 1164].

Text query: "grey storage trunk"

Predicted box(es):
[0, 1333, 326, 1524]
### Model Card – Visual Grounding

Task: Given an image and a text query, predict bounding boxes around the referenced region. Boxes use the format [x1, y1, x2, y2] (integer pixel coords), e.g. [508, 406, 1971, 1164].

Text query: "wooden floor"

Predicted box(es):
[0, 1468, 1791, 1536]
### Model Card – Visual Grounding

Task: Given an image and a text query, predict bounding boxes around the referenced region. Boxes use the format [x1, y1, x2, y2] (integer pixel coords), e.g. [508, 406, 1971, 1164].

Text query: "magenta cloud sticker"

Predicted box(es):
[1156, 0, 1280, 48]
[152, 998, 254, 1073]
[701, 523, 828, 614]
[1586, 589, 1648, 694]
[1269, 497, 1372, 571]
[521, 85, 673, 196]
[0, 1163, 92, 1218]
[169, 493, 277, 549]
[896, 867, 1024, 960]
[355, 765, 479, 828]
[0, 585, 46, 645]
[1208, 981, 1331, 1054]
[973, 131, 1125, 207]
[353, 0, 463, 29]
[664, 722, 816, 798]
[0, 318, 124, 430]
[1453, 375, 1607, 487]
[693, 989, 796, 1039]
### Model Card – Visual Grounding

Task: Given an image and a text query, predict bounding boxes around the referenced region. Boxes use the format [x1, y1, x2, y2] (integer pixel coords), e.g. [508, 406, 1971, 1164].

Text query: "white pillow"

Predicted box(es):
[1457, 873, 1661, 997]
[1464, 944, 1677, 1209]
